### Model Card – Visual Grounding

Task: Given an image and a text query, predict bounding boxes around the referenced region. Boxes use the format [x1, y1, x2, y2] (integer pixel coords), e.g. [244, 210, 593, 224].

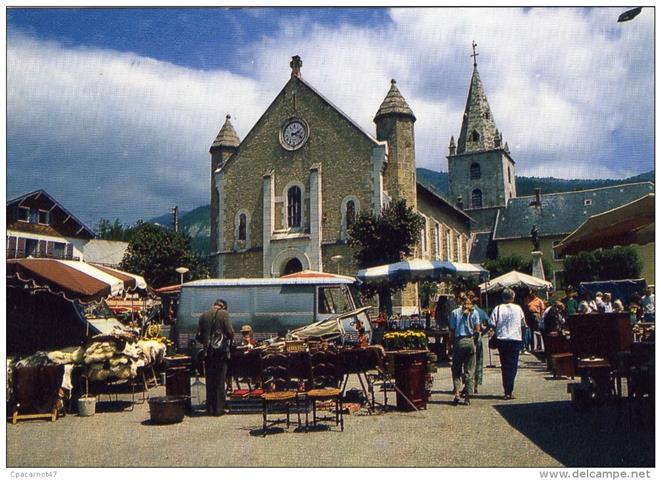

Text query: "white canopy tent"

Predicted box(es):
[479, 270, 552, 293]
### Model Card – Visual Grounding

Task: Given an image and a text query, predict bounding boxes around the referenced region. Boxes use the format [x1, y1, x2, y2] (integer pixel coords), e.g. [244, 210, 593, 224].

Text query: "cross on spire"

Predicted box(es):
[471, 40, 479, 68]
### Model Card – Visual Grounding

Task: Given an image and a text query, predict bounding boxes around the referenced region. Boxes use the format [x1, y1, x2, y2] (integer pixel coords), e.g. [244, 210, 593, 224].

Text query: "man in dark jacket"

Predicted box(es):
[197, 299, 234, 416]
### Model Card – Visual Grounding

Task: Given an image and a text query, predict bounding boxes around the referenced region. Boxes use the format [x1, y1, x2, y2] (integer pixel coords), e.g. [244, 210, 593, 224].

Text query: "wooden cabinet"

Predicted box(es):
[393, 350, 428, 411]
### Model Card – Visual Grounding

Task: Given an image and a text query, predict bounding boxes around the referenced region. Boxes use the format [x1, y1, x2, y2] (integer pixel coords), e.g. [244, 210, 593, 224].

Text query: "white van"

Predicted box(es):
[175, 272, 372, 353]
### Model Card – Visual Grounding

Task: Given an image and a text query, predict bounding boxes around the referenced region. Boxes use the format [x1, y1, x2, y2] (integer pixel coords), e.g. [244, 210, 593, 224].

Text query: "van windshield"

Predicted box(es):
[318, 287, 353, 314]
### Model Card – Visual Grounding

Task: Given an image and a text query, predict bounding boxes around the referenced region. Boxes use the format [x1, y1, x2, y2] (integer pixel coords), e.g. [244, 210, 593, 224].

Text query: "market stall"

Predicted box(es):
[6, 258, 167, 421]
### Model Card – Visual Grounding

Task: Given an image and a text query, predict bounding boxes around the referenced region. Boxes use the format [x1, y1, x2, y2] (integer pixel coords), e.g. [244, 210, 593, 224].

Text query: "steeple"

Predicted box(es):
[456, 45, 500, 155]
[374, 79, 416, 123]
[211, 114, 240, 151]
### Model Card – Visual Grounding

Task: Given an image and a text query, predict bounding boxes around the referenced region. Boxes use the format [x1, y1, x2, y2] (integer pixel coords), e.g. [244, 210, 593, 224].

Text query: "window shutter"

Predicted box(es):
[17, 237, 26, 257]
[46, 241, 54, 257]
[7, 236, 17, 258]
[66, 243, 73, 259]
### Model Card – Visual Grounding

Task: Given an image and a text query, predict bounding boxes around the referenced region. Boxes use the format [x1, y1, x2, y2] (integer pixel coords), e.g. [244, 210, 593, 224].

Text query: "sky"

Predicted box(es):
[6, 7, 655, 228]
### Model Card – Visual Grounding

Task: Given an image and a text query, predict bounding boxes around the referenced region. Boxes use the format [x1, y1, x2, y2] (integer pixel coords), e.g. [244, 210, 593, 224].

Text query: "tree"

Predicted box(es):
[95, 218, 136, 242]
[120, 222, 209, 288]
[563, 246, 642, 287]
[483, 254, 552, 281]
[348, 199, 424, 310]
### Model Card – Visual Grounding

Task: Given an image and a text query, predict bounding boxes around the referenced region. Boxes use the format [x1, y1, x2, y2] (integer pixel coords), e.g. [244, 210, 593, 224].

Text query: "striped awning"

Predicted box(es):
[7, 258, 147, 303]
[356, 258, 490, 284]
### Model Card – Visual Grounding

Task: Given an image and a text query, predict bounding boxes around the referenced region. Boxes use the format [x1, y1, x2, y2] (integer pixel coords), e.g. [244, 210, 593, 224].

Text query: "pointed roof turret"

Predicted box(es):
[374, 79, 416, 123]
[456, 45, 501, 154]
[211, 114, 240, 150]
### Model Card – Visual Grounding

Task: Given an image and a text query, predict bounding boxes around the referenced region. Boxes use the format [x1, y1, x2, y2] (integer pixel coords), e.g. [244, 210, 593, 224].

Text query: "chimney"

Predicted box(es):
[456, 195, 464, 210]
[290, 55, 302, 78]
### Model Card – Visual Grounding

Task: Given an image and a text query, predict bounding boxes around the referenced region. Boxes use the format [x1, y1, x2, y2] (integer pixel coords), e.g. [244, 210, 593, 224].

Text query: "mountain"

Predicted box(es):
[417, 168, 655, 198]
[155, 169, 654, 255]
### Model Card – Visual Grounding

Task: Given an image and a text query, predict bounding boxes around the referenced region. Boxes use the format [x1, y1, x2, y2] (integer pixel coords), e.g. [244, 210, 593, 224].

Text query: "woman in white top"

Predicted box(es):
[489, 288, 525, 400]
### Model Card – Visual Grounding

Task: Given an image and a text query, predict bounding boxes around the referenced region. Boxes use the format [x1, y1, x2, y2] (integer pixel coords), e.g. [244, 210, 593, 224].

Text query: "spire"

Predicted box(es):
[374, 79, 416, 123]
[456, 47, 501, 155]
[448, 136, 456, 156]
[211, 114, 240, 150]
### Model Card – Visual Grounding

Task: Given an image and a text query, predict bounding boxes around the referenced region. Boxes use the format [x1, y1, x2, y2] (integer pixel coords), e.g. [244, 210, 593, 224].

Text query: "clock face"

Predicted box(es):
[281, 119, 308, 150]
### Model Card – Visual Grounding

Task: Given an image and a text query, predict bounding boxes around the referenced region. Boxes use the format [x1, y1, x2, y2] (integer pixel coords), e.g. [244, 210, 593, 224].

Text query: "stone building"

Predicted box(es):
[210, 56, 473, 313]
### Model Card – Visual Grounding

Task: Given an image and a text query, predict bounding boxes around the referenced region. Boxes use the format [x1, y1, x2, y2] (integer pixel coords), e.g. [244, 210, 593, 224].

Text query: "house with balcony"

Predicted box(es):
[7, 190, 96, 261]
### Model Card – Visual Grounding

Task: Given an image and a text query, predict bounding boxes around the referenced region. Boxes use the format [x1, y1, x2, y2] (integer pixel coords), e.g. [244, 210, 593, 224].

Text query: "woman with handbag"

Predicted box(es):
[489, 288, 525, 400]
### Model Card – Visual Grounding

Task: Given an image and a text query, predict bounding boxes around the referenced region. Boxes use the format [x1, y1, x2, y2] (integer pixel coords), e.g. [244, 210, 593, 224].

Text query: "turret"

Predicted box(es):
[374, 79, 417, 209]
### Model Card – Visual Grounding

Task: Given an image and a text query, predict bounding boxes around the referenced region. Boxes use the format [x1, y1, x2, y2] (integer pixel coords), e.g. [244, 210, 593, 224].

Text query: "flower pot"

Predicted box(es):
[78, 396, 97, 417]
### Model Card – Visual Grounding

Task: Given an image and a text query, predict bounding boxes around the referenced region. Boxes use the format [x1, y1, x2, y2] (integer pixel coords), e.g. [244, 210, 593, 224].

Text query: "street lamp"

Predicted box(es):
[330, 255, 344, 275]
[175, 267, 189, 285]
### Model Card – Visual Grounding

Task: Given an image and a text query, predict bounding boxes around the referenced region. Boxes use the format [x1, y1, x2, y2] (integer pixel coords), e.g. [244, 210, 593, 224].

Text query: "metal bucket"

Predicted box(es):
[78, 396, 97, 417]
[148, 395, 187, 424]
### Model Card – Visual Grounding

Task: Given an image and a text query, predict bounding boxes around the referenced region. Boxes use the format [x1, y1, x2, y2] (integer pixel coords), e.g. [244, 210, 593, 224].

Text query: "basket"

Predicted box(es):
[285, 341, 306, 353]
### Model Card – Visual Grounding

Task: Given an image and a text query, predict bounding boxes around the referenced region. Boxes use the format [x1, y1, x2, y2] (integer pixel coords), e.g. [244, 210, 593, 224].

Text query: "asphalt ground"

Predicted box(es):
[5, 348, 654, 468]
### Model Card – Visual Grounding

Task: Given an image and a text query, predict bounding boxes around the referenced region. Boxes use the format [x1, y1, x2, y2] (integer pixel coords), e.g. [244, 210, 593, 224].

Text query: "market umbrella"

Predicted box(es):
[356, 258, 490, 284]
[7, 258, 147, 303]
[479, 270, 552, 293]
[553, 193, 654, 257]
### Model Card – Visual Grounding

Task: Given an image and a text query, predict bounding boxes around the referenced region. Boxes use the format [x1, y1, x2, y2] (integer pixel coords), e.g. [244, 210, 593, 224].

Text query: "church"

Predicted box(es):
[208, 51, 654, 309]
[209, 56, 473, 313]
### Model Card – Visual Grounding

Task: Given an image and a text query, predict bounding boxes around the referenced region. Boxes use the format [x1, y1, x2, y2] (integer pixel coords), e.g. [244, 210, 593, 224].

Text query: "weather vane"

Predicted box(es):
[471, 40, 479, 68]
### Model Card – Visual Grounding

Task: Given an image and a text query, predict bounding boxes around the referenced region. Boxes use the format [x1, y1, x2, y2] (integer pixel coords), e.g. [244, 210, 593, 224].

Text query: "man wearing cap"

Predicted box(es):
[240, 325, 257, 348]
[197, 299, 234, 416]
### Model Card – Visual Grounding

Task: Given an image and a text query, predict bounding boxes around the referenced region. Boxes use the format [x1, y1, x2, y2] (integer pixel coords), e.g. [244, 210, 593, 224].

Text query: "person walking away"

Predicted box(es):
[489, 288, 525, 400]
[469, 293, 490, 394]
[641, 287, 655, 322]
[448, 297, 481, 405]
[527, 290, 545, 352]
[562, 287, 579, 316]
[197, 299, 234, 416]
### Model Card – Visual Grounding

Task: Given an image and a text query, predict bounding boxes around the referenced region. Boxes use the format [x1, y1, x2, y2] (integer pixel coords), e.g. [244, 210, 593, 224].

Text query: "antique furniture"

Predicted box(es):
[306, 350, 344, 431]
[260, 352, 298, 436]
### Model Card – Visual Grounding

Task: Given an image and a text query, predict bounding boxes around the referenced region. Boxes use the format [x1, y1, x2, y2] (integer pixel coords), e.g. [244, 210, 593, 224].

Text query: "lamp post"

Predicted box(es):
[175, 267, 189, 285]
[330, 255, 344, 275]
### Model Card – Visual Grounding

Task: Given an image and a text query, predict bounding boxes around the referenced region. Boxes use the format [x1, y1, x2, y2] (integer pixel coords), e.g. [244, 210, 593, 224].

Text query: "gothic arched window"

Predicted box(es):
[287, 186, 302, 228]
[470, 162, 481, 179]
[238, 213, 247, 241]
[471, 189, 483, 209]
[346, 200, 356, 228]
[471, 130, 480, 142]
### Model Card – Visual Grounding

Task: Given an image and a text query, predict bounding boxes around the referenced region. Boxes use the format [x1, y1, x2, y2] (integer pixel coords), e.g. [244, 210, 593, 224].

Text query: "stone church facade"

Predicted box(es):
[209, 56, 472, 312]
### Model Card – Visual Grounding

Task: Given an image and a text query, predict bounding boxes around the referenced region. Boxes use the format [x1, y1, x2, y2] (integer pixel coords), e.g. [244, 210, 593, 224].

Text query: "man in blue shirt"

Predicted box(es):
[449, 297, 481, 405]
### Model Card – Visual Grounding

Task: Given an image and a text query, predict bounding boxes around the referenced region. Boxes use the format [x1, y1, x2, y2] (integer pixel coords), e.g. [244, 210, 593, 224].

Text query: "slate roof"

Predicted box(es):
[493, 182, 655, 240]
[7, 189, 96, 239]
[469, 231, 493, 264]
[374, 79, 416, 123]
[211, 114, 240, 150]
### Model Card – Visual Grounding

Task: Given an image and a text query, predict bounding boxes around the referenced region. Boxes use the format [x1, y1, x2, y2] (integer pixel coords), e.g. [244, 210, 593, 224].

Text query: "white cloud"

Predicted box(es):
[7, 7, 654, 226]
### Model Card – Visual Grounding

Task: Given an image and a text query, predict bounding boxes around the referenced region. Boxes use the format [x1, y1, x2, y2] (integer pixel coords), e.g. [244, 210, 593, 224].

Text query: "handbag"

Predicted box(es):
[488, 306, 500, 349]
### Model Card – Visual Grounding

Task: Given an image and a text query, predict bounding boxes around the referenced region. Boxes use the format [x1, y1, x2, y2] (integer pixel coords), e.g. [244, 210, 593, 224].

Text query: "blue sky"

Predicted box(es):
[6, 7, 655, 228]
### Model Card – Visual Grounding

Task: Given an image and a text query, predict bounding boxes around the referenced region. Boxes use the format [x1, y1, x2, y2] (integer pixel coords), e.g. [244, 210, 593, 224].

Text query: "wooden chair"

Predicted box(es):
[306, 350, 344, 432]
[260, 352, 298, 436]
[229, 349, 263, 400]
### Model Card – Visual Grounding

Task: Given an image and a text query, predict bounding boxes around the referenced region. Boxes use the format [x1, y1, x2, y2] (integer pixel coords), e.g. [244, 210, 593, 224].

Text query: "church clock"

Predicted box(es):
[280, 118, 309, 151]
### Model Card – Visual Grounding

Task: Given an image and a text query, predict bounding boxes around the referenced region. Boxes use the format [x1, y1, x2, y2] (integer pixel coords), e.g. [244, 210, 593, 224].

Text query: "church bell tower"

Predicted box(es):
[447, 42, 516, 225]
